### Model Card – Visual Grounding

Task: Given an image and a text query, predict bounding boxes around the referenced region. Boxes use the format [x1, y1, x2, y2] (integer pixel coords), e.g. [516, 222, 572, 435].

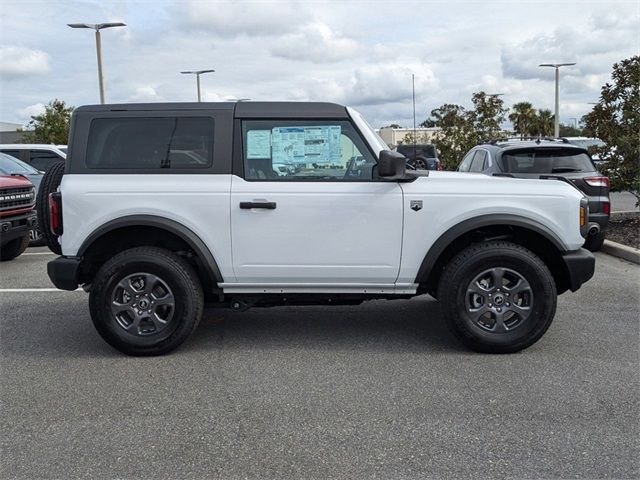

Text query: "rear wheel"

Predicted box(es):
[0, 235, 30, 261]
[583, 231, 605, 252]
[36, 161, 65, 255]
[89, 247, 203, 356]
[438, 241, 557, 353]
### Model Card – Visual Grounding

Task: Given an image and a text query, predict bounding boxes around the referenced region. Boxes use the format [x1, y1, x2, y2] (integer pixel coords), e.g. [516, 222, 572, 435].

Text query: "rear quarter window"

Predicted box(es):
[86, 117, 214, 169]
[501, 149, 595, 174]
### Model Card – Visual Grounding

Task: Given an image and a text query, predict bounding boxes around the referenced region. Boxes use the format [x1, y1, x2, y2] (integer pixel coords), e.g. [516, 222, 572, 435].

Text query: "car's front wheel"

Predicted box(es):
[89, 247, 203, 356]
[438, 241, 557, 353]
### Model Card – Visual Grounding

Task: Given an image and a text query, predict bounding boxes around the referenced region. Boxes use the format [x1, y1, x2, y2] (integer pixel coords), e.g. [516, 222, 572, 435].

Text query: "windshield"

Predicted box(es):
[502, 149, 595, 174]
[0, 153, 38, 174]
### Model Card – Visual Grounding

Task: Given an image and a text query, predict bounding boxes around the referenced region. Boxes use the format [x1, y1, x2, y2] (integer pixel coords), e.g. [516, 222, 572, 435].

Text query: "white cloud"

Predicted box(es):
[129, 86, 163, 102]
[15, 103, 45, 121]
[0, 46, 51, 78]
[270, 23, 360, 63]
[179, 0, 308, 36]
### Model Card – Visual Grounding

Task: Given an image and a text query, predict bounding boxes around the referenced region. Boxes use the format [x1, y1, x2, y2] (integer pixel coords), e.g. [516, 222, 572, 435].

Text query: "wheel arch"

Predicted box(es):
[416, 214, 571, 296]
[78, 215, 223, 290]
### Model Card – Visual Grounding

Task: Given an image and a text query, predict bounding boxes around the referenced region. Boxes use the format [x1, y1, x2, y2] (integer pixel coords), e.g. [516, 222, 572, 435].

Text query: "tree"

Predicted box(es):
[532, 109, 554, 137]
[583, 56, 640, 203]
[558, 123, 583, 137]
[429, 103, 477, 170]
[399, 131, 430, 145]
[21, 99, 73, 145]
[427, 92, 507, 170]
[508, 102, 537, 137]
[381, 123, 402, 129]
[419, 118, 437, 128]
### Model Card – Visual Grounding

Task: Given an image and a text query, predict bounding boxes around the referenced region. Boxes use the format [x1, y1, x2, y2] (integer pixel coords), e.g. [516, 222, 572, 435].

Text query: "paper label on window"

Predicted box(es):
[271, 125, 341, 164]
[246, 130, 271, 159]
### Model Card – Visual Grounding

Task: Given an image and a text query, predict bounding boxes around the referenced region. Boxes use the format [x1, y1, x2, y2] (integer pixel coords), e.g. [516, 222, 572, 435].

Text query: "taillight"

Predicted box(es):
[602, 202, 610, 215]
[584, 176, 610, 188]
[437, 161, 442, 171]
[49, 192, 63, 236]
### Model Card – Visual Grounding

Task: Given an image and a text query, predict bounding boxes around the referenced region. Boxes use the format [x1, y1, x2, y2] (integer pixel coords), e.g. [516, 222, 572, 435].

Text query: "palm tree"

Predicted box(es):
[533, 109, 555, 137]
[508, 102, 536, 138]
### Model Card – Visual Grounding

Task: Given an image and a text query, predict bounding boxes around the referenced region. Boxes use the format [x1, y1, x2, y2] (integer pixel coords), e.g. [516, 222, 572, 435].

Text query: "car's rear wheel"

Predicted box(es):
[89, 247, 203, 356]
[36, 161, 65, 255]
[0, 235, 30, 261]
[438, 240, 557, 353]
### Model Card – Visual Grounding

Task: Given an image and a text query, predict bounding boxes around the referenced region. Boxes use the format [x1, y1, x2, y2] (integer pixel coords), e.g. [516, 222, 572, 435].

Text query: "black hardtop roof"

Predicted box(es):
[74, 101, 349, 119]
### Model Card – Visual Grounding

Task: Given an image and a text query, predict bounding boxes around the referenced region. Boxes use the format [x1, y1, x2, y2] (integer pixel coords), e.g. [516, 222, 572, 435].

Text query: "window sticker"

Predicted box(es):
[271, 125, 341, 164]
[246, 130, 272, 159]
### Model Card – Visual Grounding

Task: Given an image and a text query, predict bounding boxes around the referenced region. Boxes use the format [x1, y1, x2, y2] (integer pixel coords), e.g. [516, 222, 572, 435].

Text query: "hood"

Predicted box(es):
[0, 175, 33, 188]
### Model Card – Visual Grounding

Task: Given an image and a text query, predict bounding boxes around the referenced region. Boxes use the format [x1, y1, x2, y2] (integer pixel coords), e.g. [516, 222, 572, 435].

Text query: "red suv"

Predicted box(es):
[0, 175, 37, 261]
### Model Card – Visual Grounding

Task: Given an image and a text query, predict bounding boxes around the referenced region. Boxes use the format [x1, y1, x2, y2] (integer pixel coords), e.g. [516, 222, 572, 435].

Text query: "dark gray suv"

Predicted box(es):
[457, 138, 610, 251]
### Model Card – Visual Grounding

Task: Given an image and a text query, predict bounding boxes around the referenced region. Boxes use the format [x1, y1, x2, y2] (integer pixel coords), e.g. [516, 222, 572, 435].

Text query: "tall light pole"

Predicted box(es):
[539, 63, 576, 137]
[181, 70, 215, 102]
[68, 22, 126, 104]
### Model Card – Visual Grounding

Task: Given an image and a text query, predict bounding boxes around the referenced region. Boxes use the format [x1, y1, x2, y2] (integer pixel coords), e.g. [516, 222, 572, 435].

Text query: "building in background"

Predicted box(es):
[0, 122, 29, 143]
[378, 127, 441, 148]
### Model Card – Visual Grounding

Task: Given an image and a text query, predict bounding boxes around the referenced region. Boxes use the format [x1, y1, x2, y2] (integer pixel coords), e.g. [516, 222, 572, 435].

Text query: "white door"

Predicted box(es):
[230, 119, 403, 286]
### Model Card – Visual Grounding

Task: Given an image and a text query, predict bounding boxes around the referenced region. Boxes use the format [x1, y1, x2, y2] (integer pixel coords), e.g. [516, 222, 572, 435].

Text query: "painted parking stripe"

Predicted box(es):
[0, 288, 83, 292]
[23, 252, 56, 255]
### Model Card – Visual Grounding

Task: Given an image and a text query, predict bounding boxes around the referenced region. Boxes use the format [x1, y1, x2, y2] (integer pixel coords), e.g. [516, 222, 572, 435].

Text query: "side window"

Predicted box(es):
[0, 150, 21, 160]
[458, 151, 475, 172]
[29, 150, 62, 172]
[86, 117, 214, 169]
[469, 150, 487, 172]
[242, 120, 376, 181]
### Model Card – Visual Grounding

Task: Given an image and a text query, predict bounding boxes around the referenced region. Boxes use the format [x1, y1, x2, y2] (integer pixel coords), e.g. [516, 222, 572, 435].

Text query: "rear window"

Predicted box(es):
[501, 149, 594, 174]
[86, 117, 214, 169]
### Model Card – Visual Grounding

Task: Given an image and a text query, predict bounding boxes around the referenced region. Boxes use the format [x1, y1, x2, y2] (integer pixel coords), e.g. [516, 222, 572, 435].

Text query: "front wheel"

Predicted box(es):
[89, 247, 204, 356]
[438, 241, 557, 353]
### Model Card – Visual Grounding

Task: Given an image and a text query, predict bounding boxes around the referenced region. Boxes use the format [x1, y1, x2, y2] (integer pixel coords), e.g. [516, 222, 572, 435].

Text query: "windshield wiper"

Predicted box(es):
[551, 167, 581, 173]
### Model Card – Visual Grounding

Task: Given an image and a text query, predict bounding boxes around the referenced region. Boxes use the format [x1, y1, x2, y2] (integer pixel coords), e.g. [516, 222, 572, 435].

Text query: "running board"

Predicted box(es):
[218, 283, 418, 295]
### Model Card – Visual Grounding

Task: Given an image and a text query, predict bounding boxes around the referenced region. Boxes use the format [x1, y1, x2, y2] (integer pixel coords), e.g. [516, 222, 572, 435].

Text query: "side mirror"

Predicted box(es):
[378, 150, 406, 179]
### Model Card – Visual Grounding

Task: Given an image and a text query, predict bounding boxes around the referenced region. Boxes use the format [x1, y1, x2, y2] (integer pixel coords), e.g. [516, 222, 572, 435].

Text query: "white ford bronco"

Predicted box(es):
[44, 102, 595, 356]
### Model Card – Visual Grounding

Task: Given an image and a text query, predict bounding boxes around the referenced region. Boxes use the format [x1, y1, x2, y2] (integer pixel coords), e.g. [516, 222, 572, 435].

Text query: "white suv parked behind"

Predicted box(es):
[43, 102, 595, 355]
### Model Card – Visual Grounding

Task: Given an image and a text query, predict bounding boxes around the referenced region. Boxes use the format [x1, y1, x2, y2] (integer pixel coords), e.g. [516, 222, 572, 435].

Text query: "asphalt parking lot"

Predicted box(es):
[1, 247, 638, 479]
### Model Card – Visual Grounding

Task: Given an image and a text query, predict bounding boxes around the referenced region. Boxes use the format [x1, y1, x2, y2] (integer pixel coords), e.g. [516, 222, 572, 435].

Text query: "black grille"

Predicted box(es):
[0, 187, 35, 212]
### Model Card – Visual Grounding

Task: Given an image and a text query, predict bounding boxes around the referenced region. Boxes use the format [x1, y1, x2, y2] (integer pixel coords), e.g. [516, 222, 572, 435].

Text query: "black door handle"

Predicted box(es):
[239, 201, 277, 210]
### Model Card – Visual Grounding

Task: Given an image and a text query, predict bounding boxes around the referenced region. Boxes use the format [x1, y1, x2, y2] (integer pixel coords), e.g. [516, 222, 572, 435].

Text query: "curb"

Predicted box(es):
[611, 210, 640, 221]
[601, 239, 640, 265]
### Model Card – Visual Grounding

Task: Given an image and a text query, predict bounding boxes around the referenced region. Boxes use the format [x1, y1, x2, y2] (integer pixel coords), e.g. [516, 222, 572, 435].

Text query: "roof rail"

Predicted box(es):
[481, 136, 570, 145]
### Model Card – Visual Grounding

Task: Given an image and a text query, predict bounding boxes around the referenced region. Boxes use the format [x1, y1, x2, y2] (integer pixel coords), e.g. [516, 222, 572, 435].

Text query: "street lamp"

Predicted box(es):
[68, 22, 126, 104]
[539, 63, 576, 137]
[181, 70, 215, 102]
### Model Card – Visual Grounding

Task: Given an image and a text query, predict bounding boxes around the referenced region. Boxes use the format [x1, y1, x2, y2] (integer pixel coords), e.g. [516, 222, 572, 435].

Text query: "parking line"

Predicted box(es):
[0, 288, 83, 292]
[23, 252, 56, 255]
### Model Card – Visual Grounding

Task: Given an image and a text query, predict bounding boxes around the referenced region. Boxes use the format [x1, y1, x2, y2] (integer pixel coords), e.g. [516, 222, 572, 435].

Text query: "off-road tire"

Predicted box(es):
[89, 247, 204, 356]
[438, 240, 557, 353]
[583, 231, 605, 252]
[36, 161, 65, 255]
[0, 235, 30, 261]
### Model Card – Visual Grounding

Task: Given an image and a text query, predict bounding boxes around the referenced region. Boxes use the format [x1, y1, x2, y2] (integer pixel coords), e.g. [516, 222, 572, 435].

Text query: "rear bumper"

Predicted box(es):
[588, 212, 609, 230]
[562, 248, 595, 292]
[0, 212, 37, 246]
[47, 256, 81, 291]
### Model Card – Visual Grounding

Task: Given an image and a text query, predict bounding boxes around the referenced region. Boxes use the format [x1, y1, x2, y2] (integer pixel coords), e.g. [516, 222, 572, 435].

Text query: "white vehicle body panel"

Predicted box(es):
[397, 172, 585, 283]
[0, 144, 67, 159]
[230, 175, 403, 284]
[59, 174, 236, 281]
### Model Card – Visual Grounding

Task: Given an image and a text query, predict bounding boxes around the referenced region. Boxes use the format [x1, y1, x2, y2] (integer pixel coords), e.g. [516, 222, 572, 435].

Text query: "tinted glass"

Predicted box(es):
[458, 151, 475, 172]
[502, 149, 595, 174]
[0, 154, 38, 174]
[1, 150, 21, 160]
[469, 150, 487, 172]
[397, 144, 437, 158]
[242, 120, 376, 181]
[30, 150, 62, 172]
[86, 117, 214, 169]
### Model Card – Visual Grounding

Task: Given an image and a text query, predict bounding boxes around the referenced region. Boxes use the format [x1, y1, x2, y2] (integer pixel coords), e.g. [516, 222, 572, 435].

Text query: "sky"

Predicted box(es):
[0, 0, 638, 129]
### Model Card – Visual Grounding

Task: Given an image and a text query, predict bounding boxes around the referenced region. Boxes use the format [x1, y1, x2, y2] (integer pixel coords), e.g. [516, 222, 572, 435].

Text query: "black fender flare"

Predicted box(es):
[78, 215, 224, 284]
[414, 214, 568, 284]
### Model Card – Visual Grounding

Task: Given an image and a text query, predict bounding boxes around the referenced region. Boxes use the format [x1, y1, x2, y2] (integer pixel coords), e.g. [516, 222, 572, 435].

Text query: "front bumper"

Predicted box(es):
[562, 248, 595, 292]
[47, 256, 82, 291]
[0, 212, 37, 246]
